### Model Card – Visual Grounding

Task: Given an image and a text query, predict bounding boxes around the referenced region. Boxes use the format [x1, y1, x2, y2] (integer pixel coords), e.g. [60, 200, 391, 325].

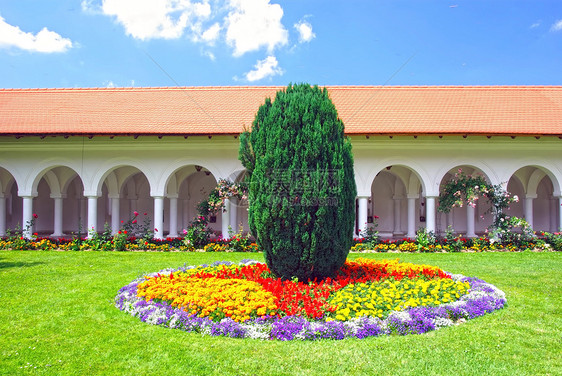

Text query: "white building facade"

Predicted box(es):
[1, 86, 561, 239]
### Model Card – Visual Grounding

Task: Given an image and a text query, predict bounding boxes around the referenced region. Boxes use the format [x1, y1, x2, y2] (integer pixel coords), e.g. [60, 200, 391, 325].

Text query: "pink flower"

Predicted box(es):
[132, 219, 137, 224]
[134, 211, 139, 216]
[154, 228, 158, 232]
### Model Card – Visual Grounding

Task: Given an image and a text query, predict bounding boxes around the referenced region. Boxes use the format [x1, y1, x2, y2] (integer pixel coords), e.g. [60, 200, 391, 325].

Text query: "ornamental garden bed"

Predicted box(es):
[115, 258, 506, 340]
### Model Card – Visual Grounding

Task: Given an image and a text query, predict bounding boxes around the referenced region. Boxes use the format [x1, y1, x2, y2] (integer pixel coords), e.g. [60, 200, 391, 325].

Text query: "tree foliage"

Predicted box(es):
[239, 83, 356, 280]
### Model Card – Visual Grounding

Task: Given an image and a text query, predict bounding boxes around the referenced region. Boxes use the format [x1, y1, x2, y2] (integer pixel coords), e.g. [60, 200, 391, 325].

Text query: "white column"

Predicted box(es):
[86, 196, 98, 238]
[558, 197, 562, 231]
[407, 195, 417, 238]
[51, 194, 64, 237]
[550, 197, 557, 232]
[357, 196, 369, 236]
[168, 195, 179, 238]
[425, 196, 437, 234]
[466, 204, 476, 237]
[22, 196, 34, 239]
[447, 210, 454, 230]
[110, 195, 120, 235]
[393, 195, 403, 235]
[222, 198, 231, 239]
[524, 194, 536, 230]
[354, 203, 359, 238]
[0, 195, 5, 236]
[182, 199, 189, 230]
[229, 197, 238, 232]
[153, 196, 164, 239]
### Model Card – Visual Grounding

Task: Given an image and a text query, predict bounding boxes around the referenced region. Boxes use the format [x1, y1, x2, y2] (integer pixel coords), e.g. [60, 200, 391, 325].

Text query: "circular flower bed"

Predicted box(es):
[115, 258, 507, 340]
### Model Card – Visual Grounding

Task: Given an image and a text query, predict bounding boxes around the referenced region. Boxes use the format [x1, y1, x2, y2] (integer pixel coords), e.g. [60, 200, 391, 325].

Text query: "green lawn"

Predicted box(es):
[0, 251, 560, 376]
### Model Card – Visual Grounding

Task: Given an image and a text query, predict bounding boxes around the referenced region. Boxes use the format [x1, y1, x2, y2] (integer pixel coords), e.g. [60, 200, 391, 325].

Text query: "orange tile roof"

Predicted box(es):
[1, 86, 561, 136]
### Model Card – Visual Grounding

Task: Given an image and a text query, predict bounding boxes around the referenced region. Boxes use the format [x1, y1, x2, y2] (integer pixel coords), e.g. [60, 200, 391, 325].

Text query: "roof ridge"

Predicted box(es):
[1, 85, 562, 92]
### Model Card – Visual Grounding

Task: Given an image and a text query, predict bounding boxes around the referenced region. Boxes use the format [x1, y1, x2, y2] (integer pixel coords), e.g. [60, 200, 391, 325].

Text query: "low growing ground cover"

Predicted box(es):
[1, 251, 560, 375]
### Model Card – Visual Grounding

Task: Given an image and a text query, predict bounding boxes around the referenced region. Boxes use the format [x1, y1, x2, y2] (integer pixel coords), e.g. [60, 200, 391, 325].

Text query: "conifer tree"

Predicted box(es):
[239, 84, 356, 280]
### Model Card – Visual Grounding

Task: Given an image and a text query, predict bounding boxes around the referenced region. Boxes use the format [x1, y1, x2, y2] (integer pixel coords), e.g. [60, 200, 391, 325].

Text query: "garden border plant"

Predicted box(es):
[115, 258, 507, 340]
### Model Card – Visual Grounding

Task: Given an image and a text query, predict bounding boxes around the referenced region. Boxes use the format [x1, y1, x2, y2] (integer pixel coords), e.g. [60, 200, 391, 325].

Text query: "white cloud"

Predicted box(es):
[530, 21, 540, 29]
[202, 49, 216, 61]
[294, 20, 315, 43]
[225, 0, 288, 57]
[243, 55, 283, 81]
[0, 16, 73, 53]
[100, 0, 211, 40]
[550, 19, 562, 32]
[200, 22, 221, 44]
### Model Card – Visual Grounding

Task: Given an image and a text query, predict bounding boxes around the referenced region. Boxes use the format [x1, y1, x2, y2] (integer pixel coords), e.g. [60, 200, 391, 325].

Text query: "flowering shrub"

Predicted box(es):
[115, 258, 507, 340]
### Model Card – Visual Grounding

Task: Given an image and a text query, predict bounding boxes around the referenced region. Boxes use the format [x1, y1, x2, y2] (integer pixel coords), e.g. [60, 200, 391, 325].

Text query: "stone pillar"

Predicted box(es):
[51, 194, 64, 237]
[425, 195, 437, 234]
[182, 199, 189, 231]
[22, 196, 34, 239]
[229, 197, 238, 232]
[558, 197, 562, 231]
[447, 210, 454, 230]
[466, 204, 476, 237]
[168, 195, 179, 238]
[153, 196, 164, 240]
[524, 194, 536, 230]
[357, 196, 369, 237]
[86, 196, 98, 238]
[0, 195, 5, 237]
[109, 195, 120, 235]
[406, 195, 417, 238]
[222, 198, 231, 239]
[393, 195, 403, 235]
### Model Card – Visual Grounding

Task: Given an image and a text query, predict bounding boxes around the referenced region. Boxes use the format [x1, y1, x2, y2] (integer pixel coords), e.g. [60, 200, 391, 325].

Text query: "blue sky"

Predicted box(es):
[0, 0, 561, 88]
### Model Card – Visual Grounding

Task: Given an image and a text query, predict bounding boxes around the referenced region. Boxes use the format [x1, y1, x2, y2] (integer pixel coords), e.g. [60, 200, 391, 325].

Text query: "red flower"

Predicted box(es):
[144, 212, 148, 216]
[33, 213, 38, 219]
[132, 220, 137, 224]
[134, 211, 139, 216]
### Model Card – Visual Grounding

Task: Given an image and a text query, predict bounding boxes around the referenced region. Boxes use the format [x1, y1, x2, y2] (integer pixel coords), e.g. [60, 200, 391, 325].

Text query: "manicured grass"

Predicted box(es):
[1, 251, 560, 376]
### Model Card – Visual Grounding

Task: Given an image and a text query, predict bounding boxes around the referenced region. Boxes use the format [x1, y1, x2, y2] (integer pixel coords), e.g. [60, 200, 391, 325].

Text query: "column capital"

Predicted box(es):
[108, 194, 120, 199]
[50, 193, 67, 199]
[424, 194, 439, 199]
[407, 194, 419, 199]
[525, 194, 538, 200]
[167, 194, 179, 199]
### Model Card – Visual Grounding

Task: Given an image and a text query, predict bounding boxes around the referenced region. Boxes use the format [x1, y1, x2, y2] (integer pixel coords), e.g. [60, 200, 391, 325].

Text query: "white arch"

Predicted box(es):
[527, 169, 548, 196]
[502, 161, 562, 197]
[355, 159, 429, 197]
[155, 158, 224, 197]
[16, 159, 84, 197]
[434, 160, 499, 194]
[87, 158, 152, 197]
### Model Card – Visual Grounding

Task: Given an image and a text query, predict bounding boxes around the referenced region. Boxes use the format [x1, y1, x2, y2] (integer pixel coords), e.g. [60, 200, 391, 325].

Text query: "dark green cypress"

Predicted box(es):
[239, 84, 356, 280]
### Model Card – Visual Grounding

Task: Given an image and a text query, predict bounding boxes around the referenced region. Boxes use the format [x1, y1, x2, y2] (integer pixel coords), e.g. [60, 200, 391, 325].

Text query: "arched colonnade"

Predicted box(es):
[1, 158, 561, 240]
